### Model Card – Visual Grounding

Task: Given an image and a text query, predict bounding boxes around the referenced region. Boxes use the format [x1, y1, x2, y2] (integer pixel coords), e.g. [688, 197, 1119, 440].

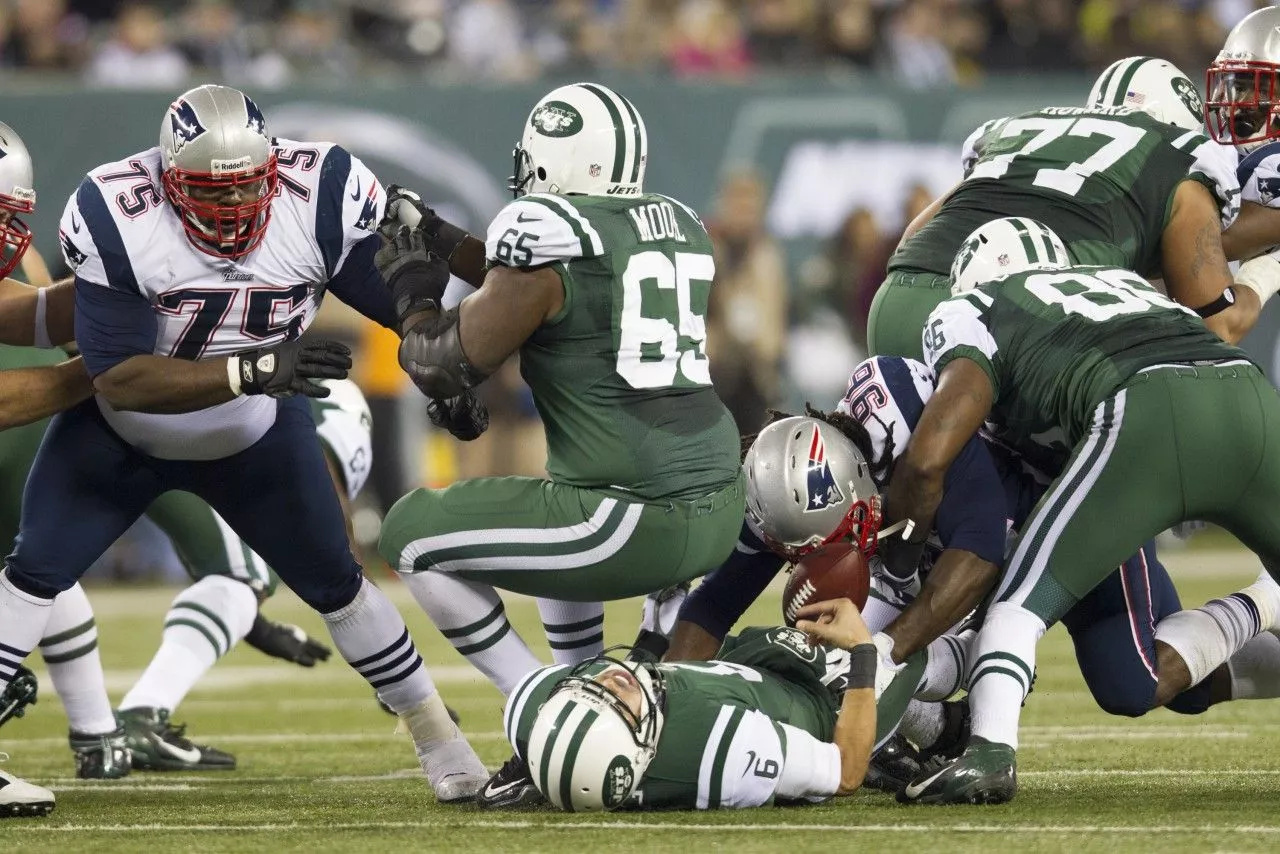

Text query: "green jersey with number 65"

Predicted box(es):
[892, 106, 1239, 279]
[485, 192, 739, 501]
[505, 627, 844, 810]
[923, 265, 1250, 473]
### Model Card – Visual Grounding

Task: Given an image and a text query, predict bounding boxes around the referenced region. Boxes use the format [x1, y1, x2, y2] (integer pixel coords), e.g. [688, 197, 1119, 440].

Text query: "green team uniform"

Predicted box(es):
[0, 345, 371, 597]
[867, 106, 1239, 359]
[504, 626, 924, 810]
[923, 266, 1280, 639]
[378, 192, 745, 601]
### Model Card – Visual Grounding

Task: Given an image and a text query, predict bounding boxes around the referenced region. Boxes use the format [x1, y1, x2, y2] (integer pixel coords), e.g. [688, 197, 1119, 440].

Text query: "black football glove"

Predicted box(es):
[244, 614, 332, 667]
[0, 663, 39, 729]
[374, 225, 451, 325]
[232, 340, 351, 399]
[381, 184, 469, 261]
[427, 390, 490, 441]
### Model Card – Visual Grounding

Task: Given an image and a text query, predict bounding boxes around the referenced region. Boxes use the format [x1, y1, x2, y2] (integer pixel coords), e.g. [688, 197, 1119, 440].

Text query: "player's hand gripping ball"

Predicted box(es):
[783, 541, 871, 627]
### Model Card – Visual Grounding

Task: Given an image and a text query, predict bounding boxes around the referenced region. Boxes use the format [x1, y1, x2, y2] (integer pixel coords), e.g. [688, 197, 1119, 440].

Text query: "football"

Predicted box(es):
[782, 541, 871, 626]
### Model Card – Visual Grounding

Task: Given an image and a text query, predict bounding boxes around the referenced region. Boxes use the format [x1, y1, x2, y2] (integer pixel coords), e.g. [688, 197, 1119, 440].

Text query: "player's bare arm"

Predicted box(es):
[897, 182, 958, 248]
[882, 359, 993, 574]
[1162, 180, 1258, 344]
[0, 357, 92, 429]
[794, 598, 876, 794]
[1220, 200, 1280, 261]
[0, 277, 73, 347]
[881, 548, 999, 664]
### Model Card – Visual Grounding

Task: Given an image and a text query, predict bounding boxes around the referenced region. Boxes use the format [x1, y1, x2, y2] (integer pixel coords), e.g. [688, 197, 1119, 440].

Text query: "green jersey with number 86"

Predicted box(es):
[923, 265, 1250, 474]
[892, 106, 1239, 279]
[485, 192, 739, 500]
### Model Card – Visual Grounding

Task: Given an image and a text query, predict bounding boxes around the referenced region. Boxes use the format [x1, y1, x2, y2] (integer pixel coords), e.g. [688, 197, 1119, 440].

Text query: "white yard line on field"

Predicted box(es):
[10, 821, 1280, 835]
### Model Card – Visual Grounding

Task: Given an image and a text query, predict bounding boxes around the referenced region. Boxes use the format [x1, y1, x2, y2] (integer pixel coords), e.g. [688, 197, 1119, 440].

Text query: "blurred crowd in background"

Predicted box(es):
[0, 0, 1268, 87]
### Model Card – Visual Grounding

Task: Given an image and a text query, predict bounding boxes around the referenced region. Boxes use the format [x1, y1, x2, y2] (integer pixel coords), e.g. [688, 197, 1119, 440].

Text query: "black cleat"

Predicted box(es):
[898, 737, 1017, 805]
[917, 698, 971, 764]
[476, 753, 543, 809]
[863, 732, 923, 792]
[69, 726, 132, 779]
[0, 665, 38, 730]
[119, 707, 235, 771]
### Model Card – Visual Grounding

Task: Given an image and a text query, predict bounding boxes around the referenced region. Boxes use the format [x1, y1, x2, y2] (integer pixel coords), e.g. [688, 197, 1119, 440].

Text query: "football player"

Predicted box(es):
[507, 599, 904, 811]
[882, 217, 1280, 804]
[0, 85, 478, 804]
[372, 83, 746, 801]
[866, 57, 1258, 362]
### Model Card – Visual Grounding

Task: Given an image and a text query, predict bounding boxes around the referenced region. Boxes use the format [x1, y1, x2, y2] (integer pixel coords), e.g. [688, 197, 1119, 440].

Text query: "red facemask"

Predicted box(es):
[1205, 61, 1280, 146]
[162, 155, 278, 259]
[765, 494, 885, 562]
[0, 193, 34, 280]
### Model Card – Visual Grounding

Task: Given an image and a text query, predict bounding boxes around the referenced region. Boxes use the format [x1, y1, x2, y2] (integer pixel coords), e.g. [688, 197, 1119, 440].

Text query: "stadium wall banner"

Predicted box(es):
[7, 75, 1278, 373]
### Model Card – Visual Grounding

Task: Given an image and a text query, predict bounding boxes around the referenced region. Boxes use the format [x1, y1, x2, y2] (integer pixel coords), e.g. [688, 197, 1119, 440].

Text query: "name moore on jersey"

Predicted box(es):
[59, 140, 385, 460]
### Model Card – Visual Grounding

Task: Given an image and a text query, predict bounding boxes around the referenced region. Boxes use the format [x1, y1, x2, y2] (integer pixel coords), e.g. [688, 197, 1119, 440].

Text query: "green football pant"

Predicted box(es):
[379, 475, 746, 601]
[996, 363, 1280, 623]
[865, 270, 952, 361]
[146, 491, 277, 597]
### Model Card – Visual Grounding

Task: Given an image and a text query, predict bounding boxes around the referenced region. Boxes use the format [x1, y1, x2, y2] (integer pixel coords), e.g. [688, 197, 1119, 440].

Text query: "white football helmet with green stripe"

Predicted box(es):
[510, 82, 648, 199]
[951, 217, 1071, 294]
[1086, 55, 1204, 132]
[525, 656, 665, 811]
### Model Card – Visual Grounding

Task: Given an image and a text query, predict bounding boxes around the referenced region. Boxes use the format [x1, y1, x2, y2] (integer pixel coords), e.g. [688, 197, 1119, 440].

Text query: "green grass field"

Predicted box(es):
[4, 549, 1280, 853]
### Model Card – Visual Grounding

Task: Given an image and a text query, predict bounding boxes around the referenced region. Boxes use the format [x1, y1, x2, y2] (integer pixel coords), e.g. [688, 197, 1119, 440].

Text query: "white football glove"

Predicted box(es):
[869, 554, 921, 601]
[640, 582, 690, 639]
[1235, 252, 1280, 306]
[872, 631, 906, 700]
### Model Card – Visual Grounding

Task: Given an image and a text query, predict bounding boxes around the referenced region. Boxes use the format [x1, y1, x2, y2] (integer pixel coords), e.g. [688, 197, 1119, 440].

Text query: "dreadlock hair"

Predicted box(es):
[737, 404, 894, 486]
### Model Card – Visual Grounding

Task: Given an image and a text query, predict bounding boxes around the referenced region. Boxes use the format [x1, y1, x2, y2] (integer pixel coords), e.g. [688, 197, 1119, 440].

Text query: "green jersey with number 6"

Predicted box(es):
[505, 627, 844, 810]
[923, 265, 1250, 473]
[485, 192, 739, 501]
[891, 106, 1239, 279]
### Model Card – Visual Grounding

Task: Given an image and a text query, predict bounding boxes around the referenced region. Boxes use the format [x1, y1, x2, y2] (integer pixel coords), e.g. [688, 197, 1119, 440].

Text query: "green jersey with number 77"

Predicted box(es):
[485, 191, 739, 498]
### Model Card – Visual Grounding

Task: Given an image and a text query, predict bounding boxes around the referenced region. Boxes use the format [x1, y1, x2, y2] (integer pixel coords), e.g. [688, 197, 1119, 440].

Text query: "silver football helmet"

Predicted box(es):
[158, 84, 277, 258]
[1207, 6, 1280, 149]
[525, 655, 666, 812]
[1086, 56, 1204, 132]
[951, 216, 1071, 294]
[0, 121, 35, 280]
[510, 82, 647, 198]
[743, 416, 882, 560]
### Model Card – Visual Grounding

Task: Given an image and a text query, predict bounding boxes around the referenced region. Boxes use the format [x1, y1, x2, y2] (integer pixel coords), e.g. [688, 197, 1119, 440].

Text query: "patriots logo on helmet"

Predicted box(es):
[60, 231, 87, 268]
[169, 99, 207, 154]
[804, 426, 845, 512]
[243, 95, 268, 138]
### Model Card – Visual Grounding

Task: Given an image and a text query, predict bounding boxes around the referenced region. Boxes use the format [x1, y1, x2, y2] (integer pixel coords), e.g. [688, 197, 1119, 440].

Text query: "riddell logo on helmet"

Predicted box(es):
[530, 102, 583, 138]
[211, 156, 253, 177]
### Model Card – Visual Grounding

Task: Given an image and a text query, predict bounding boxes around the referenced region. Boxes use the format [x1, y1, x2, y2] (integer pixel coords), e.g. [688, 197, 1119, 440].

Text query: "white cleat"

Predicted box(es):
[419, 738, 490, 804]
[0, 755, 55, 818]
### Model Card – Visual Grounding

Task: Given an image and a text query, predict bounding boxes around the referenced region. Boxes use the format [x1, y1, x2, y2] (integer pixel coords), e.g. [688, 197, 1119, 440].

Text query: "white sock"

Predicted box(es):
[916, 629, 976, 702]
[537, 598, 604, 666]
[1155, 570, 1279, 686]
[324, 578, 435, 712]
[40, 583, 115, 735]
[1227, 630, 1280, 700]
[119, 576, 257, 713]
[967, 602, 1045, 751]
[0, 568, 55, 692]
[862, 584, 904, 634]
[401, 571, 541, 696]
[899, 699, 945, 748]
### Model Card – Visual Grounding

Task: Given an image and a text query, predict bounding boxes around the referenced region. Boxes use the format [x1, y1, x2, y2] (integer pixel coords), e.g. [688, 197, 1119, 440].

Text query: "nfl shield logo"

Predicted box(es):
[804, 426, 845, 512]
[589, 164, 602, 178]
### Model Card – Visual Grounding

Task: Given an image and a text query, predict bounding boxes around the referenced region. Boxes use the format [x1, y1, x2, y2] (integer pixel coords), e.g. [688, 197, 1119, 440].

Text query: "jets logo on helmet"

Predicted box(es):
[510, 82, 648, 198]
[168, 99, 208, 154]
[805, 425, 845, 512]
[1087, 56, 1204, 132]
[603, 757, 635, 809]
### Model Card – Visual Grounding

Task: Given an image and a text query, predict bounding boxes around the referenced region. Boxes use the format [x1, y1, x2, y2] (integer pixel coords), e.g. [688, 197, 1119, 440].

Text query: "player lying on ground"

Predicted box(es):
[505, 599, 901, 811]
[878, 217, 1280, 805]
[868, 55, 1280, 362]
[0, 84, 477, 805]
[370, 82, 746, 801]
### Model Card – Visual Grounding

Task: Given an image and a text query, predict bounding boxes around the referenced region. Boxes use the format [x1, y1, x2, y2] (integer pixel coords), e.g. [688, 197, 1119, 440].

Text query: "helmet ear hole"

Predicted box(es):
[537, 167, 547, 181]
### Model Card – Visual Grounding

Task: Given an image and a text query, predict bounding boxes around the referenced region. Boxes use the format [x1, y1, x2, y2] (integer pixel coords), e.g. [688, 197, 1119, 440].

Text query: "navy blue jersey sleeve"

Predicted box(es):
[325, 234, 396, 329]
[933, 433, 1006, 566]
[75, 276, 157, 377]
[678, 521, 786, 640]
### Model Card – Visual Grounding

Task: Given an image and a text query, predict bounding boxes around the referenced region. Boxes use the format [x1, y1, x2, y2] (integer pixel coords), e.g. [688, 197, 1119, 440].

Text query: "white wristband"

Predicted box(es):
[33, 287, 51, 348]
[226, 357, 244, 396]
[1234, 254, 1280, 306]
